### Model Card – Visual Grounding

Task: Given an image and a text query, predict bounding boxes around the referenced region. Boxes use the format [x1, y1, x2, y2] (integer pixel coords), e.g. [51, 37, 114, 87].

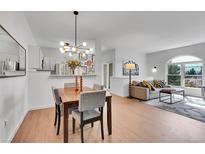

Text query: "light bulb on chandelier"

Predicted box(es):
[60, 41, 64, 46]
[82, 52, 86, 57]
[60, 47, 65, 53]
[68, 52, 72, 57]
[83, 42, 87, 47]
[85, 49, 90, 54]
[72, 47, 77, 52]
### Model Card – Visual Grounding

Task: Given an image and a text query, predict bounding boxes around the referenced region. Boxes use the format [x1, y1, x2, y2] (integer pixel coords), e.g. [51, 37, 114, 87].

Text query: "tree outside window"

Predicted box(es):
[167, 56, 202, 88]
[167, 64, 181, 86]
[185, 63, 202, 88]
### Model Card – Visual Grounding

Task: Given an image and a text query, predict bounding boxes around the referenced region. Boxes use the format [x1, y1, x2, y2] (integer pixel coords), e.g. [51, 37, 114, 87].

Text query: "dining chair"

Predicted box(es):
[51, 86, 77, 135]
[64, 82, 76, 88]
[71, 90, 106, 143]
[93, 84, 105, 114]
[93, 84, 104, 90]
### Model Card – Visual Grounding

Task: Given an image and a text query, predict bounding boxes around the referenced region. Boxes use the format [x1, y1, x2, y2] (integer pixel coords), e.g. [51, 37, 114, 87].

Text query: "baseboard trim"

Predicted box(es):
[109, 91, 127, 97]
[7, 110, 28, 143]
[29, 104, 54, 111]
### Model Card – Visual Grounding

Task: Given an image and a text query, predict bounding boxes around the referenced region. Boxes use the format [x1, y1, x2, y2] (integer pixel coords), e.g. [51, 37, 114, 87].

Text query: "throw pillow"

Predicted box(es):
[139, 82, 146, 87]
[148, 80, 157, 91]
[153, 80, 166, 88]
[153, 80, 158, 88]
[132, 81, 138, 86]
[143, 80, 156, 91]
[158, 80, 166, 88]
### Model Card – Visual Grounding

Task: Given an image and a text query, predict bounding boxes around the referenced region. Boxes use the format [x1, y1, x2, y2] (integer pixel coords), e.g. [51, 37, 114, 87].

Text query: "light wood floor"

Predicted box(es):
[12, 95, 205, 143]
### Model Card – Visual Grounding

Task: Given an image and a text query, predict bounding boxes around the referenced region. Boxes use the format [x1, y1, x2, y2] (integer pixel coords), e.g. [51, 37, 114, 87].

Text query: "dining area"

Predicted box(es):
[51, 81, 112, 143]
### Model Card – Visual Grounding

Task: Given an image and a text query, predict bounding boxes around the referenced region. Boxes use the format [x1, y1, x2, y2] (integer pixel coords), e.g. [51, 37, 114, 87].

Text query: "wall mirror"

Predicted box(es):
[0, 25, 26, 78]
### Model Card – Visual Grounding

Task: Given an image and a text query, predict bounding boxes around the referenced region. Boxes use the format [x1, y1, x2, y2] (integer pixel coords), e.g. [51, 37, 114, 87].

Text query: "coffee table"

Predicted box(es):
[159, 88, 185, 104]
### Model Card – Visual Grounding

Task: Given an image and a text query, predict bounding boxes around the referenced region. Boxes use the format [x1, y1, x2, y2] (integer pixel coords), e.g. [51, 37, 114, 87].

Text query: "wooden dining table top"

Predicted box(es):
[58, 86, 112, 104]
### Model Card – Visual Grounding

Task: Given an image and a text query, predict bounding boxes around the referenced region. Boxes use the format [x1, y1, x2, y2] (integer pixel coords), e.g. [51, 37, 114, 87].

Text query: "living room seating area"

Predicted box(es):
[131, 80, 170, 100]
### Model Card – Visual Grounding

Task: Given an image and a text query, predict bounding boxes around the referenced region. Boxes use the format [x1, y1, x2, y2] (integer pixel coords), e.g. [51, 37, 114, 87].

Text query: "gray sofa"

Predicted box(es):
[131, 80, 169, 100]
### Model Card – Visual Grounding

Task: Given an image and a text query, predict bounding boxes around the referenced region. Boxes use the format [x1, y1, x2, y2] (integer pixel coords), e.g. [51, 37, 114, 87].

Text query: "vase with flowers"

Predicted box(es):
[67, 60, 81, 75]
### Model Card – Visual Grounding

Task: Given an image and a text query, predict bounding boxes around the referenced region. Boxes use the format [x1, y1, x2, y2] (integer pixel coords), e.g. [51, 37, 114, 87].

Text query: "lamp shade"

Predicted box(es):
[125, 63, 135, 70]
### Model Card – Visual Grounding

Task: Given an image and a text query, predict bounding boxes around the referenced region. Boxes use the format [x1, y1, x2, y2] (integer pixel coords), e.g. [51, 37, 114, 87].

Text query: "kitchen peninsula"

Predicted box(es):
[28, 70, 98, 110]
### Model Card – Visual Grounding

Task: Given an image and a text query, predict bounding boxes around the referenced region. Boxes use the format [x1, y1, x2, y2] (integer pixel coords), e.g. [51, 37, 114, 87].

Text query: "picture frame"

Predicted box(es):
[81, 66, 87, 75]
[79, 53, 88, 61]
[122, 61, 139, 76]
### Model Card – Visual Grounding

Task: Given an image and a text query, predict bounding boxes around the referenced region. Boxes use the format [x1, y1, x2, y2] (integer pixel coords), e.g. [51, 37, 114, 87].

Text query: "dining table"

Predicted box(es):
[57, 86, 112, 143]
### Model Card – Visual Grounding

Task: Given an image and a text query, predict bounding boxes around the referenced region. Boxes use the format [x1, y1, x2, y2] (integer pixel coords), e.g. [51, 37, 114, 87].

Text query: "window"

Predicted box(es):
[167, 64, 181, 86]
[171, 55, 201, 63]
[167, 56, 203, 88]
[185, 63, 202, 88]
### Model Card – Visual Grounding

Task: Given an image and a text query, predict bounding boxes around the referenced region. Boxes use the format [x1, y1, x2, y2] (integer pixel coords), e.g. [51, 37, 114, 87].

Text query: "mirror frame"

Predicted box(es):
[0, 25, 26, 78]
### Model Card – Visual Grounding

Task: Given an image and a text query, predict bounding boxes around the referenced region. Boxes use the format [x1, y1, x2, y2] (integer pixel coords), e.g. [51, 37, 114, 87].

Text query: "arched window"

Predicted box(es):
[167, 55, 203, 88]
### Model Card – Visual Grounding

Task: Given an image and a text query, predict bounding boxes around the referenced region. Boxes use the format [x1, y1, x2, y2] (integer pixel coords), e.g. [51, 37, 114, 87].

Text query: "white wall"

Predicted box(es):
[115, 48, 147, 78]
[0, 12, 37, 142]
[28, 45, 41, 69]
[109, 47, 148, 96]
[94, 40, 102, 83]
[147, 43, 205, 97]
[28, 71, 98, 110]
[101, 48, 115, 77]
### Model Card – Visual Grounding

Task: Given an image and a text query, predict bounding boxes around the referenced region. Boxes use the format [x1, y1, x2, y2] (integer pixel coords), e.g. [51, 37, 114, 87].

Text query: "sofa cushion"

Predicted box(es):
[149, 90, 159, 99]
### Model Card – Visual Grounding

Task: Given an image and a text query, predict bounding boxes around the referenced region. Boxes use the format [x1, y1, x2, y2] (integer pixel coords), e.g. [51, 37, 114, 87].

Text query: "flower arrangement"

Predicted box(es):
[67, 60, 81, 74]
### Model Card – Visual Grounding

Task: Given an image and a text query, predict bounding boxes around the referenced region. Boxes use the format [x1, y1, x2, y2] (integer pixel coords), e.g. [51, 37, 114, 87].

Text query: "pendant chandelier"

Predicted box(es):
[59, 11, 93, 56]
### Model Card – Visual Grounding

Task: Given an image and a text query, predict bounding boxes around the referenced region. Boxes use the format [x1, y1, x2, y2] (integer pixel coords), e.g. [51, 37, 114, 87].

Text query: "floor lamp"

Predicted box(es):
[125, 62, 136, 98]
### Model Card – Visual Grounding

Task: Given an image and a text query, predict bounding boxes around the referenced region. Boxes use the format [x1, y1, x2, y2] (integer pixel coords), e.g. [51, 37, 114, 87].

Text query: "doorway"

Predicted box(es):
[102, 63, 113, 89]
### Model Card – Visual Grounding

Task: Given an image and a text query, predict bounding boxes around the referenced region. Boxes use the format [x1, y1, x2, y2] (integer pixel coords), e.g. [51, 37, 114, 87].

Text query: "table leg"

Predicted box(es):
[107, 98, 112, 135]
[183, 90, 185, 100]
[159, 92, 161, 102]
[64, 103, 69, 143]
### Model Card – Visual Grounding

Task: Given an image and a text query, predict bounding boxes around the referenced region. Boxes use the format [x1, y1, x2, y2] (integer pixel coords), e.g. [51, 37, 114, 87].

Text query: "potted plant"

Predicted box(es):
[67, 60, 81, 75]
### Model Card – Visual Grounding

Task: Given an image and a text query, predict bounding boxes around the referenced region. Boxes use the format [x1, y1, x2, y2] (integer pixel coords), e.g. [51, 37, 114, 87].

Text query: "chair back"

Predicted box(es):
[93, 84, 104, 90]
[64, 82, 76, 88]
[79, 90, 106, 112]
[51, 86, 61, 105]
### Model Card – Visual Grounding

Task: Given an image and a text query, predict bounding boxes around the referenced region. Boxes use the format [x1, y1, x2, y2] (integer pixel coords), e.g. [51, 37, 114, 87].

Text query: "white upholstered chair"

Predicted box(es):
[71, 90, 106, 143]
[51, 86, 77, 135]
[64, 82, 76, 88]
[93, 84, 104, 90]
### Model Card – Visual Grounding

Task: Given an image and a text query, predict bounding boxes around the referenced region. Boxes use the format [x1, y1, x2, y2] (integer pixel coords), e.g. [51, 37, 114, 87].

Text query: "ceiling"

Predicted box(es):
[24, 11, 205, 53]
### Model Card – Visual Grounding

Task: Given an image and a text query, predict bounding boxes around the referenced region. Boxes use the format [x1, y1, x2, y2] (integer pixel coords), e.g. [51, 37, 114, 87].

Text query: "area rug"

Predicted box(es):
[143, 96, 205, 123]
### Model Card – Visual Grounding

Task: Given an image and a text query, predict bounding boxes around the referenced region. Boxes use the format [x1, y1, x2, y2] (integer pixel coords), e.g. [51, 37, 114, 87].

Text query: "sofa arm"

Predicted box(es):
[131, 86, 149, 100]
